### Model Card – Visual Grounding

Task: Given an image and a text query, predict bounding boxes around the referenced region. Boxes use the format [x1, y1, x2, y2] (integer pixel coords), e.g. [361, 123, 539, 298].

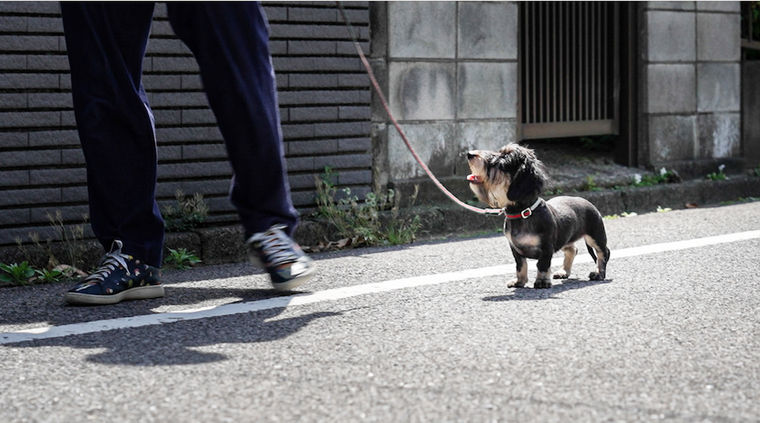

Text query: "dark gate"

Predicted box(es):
[520, 2, 620, 140]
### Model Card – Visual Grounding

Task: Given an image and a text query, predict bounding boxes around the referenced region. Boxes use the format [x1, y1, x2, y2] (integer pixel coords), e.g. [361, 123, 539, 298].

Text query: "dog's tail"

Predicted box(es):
[585, 242, 598, 263]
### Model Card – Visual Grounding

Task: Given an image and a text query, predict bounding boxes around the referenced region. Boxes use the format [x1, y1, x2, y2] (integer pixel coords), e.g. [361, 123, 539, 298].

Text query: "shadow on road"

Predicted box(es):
[0, 284, 302, 326]
[482, 278, 612, 302]
[4, 289, 343, 366]
[1, 283, 346, 366]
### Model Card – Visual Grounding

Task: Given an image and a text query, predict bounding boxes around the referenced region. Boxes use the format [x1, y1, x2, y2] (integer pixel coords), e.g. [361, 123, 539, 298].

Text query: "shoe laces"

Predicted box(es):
[250, 225, 298, 267]
[84, 240, 131, 283]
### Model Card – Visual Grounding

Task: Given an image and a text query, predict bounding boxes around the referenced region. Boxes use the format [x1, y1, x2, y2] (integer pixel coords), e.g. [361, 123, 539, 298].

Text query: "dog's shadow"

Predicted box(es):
[483, 278, 612, 302]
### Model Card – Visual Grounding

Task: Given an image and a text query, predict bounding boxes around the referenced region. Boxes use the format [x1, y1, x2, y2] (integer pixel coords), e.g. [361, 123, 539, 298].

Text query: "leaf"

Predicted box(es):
[53, 264, 88, 278]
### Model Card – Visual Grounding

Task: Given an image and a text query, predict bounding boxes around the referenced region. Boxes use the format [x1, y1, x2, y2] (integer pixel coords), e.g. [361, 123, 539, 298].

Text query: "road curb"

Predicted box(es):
[187, 175, 760, 264]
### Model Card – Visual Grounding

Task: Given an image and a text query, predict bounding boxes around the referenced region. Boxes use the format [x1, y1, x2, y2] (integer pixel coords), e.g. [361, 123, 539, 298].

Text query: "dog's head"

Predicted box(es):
[466, 143, 547, 208]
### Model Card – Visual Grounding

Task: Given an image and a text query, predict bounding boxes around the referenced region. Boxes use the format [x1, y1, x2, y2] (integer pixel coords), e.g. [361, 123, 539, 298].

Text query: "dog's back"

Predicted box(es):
[546, 196, 606, 248]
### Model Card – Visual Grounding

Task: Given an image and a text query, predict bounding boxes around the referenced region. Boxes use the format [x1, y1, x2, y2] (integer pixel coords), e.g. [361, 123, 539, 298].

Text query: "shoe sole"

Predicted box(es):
[271, 265, 316, 292]
[64, 285, 165, 306]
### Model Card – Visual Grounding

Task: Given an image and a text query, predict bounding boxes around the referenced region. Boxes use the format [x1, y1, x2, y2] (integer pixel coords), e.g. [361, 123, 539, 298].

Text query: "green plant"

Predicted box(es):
[706, 164, 727, 181]
[604, 211, 637, 220]
[47, 211, 89, 270]
[163, 190, 209, 232]
[632, 168, 680, 187]
[656, 206, 672, 213]
[33, 268, 64, 284]
[314, 167, 421, 248]
[164, 248, 202, 270]
[14, 211, 90, 274]
[753, 163, 760, 177]
[582, 175, 601, 192]
[0, 262, 36, 286]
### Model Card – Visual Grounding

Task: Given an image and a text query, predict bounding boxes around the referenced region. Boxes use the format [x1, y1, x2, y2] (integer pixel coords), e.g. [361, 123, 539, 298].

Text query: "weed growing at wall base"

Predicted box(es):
[633, 168, 681, 187]
[164, 248, 202, 270]
[14, 211, 91, 277]
[706, 164, 727, 181]
[0, 262, 35, 286]
[162, 190, 209, 232]
[314, 167, 421, 249]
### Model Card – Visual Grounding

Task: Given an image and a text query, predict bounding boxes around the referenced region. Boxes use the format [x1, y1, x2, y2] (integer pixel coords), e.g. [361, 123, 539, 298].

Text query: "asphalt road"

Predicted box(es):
[2, 201, 760, 422]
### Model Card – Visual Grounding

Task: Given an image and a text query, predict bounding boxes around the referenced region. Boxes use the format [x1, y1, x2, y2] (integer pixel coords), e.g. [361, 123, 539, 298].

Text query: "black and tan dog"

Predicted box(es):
[466, 143, 610, 289]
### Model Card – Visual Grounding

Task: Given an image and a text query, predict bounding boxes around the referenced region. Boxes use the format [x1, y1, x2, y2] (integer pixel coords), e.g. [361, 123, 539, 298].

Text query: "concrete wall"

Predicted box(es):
[640, 1, 742, 168]
[370, 1, 519, 189]
[0, 2, 371, 247]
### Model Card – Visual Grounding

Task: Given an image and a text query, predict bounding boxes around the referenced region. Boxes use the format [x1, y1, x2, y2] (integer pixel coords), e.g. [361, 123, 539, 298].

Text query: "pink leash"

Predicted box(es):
[337, 4, 504, 216]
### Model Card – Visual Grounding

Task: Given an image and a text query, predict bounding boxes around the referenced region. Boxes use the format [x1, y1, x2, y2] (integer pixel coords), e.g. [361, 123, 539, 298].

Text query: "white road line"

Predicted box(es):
[2, 229, 759, 345]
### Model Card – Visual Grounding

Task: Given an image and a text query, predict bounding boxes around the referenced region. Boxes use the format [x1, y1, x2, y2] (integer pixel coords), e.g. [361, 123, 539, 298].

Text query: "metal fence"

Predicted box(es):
[520, 2, 619, 139]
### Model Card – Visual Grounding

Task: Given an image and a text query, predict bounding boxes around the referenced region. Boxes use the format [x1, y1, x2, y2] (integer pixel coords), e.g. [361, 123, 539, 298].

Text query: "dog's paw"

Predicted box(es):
[507, 279, 527, 288]
[534, 278, 552, 289]
[553, 271, 569, 279]
[588, 271, 606, 281]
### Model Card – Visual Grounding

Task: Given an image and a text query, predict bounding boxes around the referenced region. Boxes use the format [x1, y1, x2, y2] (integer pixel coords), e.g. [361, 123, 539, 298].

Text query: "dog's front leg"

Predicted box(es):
[507, 245, 528, 288]
[534, 255, 553, 289]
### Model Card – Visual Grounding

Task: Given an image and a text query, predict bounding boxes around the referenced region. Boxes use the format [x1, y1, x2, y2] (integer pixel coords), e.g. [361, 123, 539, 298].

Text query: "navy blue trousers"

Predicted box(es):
[61, 2, 299, 267]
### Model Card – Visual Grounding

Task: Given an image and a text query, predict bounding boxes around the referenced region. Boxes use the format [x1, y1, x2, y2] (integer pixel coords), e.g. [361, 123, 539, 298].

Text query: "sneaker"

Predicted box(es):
[247, 225, 315, 291]
[64, 240, 164, 305]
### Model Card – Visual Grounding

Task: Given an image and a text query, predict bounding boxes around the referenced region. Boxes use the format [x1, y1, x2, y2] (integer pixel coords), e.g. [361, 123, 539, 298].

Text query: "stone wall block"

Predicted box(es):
[388, 62, 456, 121]
[697, 113, 740, 159]
[697, 63, 740, 113]
[457, 120, 517, 153]
[458, 62, 517, 119]
[388, 2, 456, 58]
[458, 2, 517, 59]
[648, 115, 697, 162]
[645, 10, 695, 62]
[697, 12, 740, 61]
[646, 64, 696, 114]
[646, 2, 695, 11]
[695, 2, 740, 12]
[387, 122, 456, 180]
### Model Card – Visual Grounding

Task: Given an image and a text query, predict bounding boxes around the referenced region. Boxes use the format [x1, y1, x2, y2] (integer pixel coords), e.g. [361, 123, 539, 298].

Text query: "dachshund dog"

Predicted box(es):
[466, 143, 610, 289]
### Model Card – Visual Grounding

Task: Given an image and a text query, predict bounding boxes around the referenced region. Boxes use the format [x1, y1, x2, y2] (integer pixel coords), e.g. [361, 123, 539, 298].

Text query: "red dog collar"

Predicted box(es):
[504, 198, 544, 220]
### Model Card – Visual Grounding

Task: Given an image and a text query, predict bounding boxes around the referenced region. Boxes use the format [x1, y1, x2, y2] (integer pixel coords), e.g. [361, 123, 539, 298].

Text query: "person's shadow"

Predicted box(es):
[1, 269, 343, 366]
[16, 300, 341, 366]
[482, 277, 612, 302]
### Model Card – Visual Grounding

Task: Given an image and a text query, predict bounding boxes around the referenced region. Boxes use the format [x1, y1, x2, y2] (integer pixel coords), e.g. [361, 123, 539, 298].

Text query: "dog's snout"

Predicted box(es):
[466, 151, 476, 160]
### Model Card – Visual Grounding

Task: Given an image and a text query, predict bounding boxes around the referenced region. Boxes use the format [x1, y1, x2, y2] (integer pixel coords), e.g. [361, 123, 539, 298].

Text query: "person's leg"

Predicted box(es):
[61, 2, 164, 267]
[165, 2, 299, 239]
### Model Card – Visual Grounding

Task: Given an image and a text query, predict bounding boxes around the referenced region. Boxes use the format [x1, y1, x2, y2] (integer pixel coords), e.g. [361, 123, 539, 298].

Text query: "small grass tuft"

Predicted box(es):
[582, 175, 602, 192]
[33, 268, 65, 284]
[164, 248, 202, 270]
[163, 190, 209, 232]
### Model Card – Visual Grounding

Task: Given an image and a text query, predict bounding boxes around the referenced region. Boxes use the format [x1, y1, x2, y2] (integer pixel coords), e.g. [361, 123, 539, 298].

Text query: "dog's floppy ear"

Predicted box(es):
[506, 147, 547, 202]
